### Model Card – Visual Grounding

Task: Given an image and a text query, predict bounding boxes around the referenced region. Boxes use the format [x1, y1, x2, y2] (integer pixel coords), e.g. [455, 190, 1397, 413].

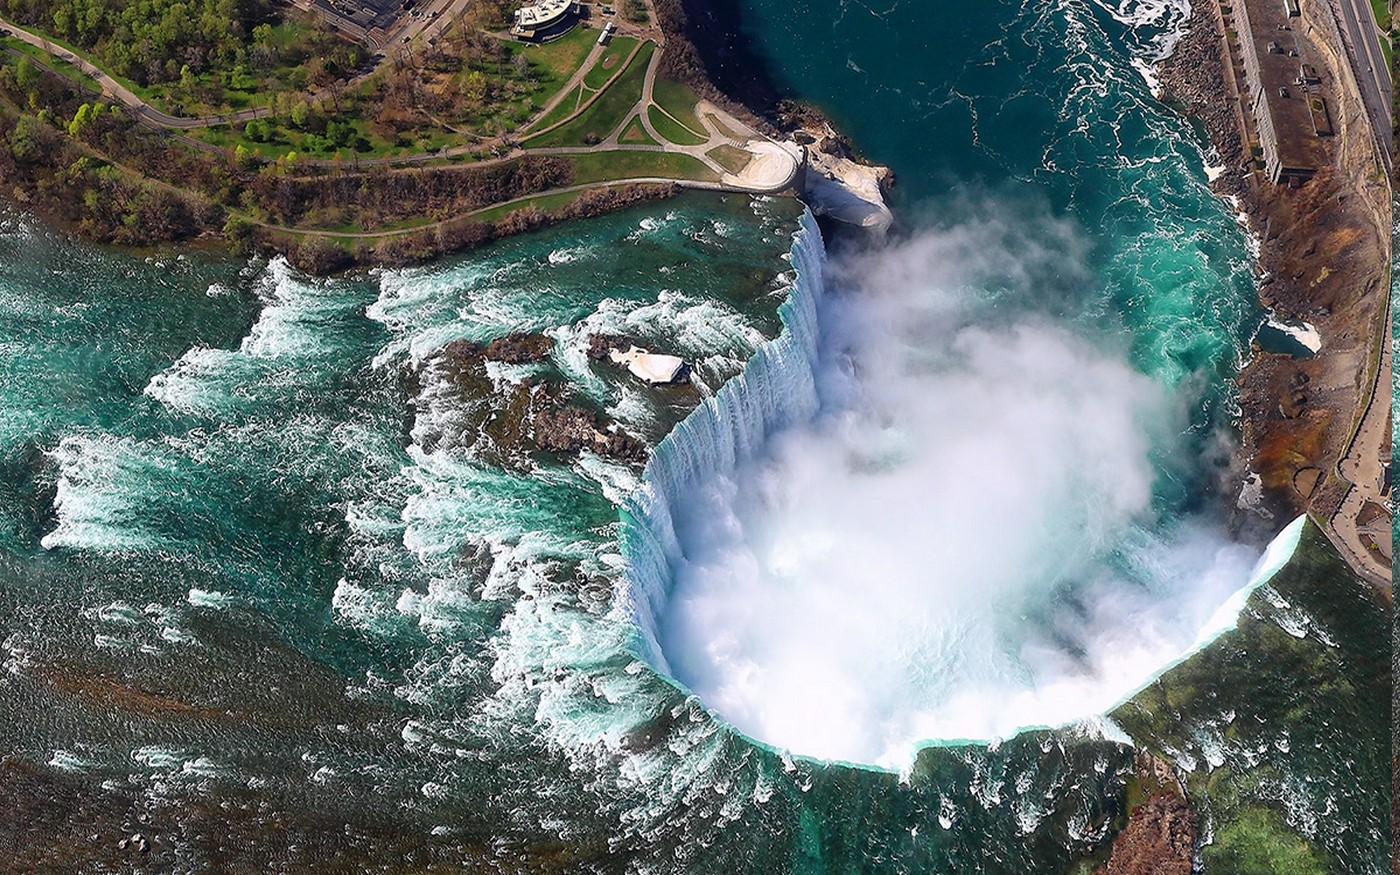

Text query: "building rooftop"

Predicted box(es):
[1236, 0, 1326, 177]
[515, 0, 574, 28]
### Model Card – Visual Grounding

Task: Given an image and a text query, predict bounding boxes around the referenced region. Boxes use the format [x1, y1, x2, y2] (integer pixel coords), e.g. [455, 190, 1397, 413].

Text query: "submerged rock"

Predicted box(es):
[482, 332, 554, 364]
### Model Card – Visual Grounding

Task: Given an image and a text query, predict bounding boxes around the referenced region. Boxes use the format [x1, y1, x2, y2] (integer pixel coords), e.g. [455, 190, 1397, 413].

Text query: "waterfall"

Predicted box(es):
[619, 209, 828, 674]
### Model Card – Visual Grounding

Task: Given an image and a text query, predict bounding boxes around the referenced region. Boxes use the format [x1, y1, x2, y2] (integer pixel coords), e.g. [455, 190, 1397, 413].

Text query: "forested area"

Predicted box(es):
[0, 51, 678, 269]
[1, 0, 362, 109]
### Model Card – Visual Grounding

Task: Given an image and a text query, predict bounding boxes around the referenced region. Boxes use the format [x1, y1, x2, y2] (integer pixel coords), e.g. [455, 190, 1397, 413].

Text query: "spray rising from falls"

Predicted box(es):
[621, 208, 1291, 770]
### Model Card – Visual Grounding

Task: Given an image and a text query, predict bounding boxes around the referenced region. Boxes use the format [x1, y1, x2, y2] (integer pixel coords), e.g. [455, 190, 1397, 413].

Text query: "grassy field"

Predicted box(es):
[647, 106, 705, 145]
[583, 36, 638, 89]
[1370, 0, 1391, 30]
[706, 144, 751, 174]
[516, 26, 597, 82]
[571, 149, 717, 184]
[651, 78, 703, 132]
[527, 83, 585, 132]
[526, 42, 654, 147]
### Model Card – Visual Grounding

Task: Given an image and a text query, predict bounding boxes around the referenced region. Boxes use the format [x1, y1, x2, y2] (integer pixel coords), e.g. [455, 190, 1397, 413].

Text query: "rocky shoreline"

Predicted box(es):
[1088, 3, 1394, 869]
[1156, 0, 1391, 566]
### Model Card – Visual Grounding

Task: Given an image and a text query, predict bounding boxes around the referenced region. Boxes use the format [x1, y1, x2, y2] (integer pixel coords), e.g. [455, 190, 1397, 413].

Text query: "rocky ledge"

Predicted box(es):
[406, 334, 647, 465]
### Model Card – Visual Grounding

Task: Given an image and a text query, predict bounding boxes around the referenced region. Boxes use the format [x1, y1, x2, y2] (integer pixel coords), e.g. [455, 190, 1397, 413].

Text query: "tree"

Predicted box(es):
[460, 70, 487, 112]
[15, 57, 39, 91]
[68, 103, 94, 137]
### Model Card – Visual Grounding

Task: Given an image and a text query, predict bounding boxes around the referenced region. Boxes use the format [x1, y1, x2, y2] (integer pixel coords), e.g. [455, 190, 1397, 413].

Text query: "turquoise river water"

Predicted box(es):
[0, 0, 1388, 871]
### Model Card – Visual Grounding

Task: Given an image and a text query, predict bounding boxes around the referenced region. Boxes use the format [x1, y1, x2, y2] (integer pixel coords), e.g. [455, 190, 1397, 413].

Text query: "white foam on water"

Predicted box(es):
[144, 346, 248, 416]
[41, 434, 165, 552]
[187, 588, 238, 610]
[1264, 317, 1322, 353]
[621, 210, 1283, 769]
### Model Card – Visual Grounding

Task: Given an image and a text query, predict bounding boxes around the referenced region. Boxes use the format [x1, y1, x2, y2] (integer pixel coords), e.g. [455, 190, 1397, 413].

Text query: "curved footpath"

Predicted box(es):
[0, 12, 801, 197]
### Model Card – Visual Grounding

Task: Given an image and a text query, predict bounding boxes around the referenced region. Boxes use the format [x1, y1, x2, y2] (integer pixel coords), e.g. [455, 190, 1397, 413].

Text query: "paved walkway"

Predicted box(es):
[1326, 287, 1393, 592]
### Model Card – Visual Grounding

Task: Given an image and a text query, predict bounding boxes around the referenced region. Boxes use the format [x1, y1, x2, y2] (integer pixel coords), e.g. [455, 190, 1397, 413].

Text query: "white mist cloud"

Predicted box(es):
[656, 210, 1260, 768]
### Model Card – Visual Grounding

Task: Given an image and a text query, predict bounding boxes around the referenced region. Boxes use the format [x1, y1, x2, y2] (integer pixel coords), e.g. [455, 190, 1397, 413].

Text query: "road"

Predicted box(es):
[1330, 0, 1392, 175]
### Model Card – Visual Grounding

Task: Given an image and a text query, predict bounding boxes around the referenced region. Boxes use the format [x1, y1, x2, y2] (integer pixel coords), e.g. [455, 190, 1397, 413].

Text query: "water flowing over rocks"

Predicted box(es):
[407, 337, 647, 464]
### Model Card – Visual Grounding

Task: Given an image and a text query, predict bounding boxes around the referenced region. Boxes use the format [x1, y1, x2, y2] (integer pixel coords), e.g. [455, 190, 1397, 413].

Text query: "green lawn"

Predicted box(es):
[526, 41, 654, 147]
[1370, 0, 1391, 31]
[473, 187, 591, 223]
[515, 26, 596, 81]
[583, 36, 638, 89]
[651, 78, 703, 132]
[527, 83, 585, 132]
[570, 149, 718, 184]
[647, 105, 706, 145]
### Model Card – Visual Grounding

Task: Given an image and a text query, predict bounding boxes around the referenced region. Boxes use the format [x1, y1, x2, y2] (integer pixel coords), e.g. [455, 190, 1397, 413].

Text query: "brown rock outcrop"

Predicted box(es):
[1093, 792, 1198, 875]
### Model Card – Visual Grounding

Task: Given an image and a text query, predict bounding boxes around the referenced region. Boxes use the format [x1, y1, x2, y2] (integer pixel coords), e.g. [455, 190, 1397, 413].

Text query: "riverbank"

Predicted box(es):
[1156, 0, 1391, 587]
[0, 2, 820, 273]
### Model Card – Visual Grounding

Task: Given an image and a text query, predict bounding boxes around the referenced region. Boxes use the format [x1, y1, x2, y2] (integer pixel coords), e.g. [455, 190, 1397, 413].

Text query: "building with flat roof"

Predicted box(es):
[512, 0, 580, 41]
[1233, 0, 1328, 183]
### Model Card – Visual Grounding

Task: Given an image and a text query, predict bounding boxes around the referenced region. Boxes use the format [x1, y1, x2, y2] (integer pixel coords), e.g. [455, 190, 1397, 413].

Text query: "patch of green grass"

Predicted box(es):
[473, 187, 589, 223]
[570, 149, 717, 184]
[514, 25, 595, 81]
[618, 114, 658, 145]
[706, 143, 751, 174]
[0, 39, 104, 93]
[647, 106, 705, 145]
[526, 42, 653, 147]
[703, 111, 745, 142]
[651, 77, 703, 131]
[583, 36, 638, 89]
[528, 83, 585, 132]
[1369, 0, 1391, 31]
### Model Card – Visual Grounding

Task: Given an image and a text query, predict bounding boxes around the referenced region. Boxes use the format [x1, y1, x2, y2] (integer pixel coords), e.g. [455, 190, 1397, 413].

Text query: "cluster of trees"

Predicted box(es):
[245, 155, 573, 226]
[0, 109, 218, 244]
[0, 50, 685, 272]
[2, 0, 363, 105]
[243, 106, 370, 154]
[4, 0, 267, 85]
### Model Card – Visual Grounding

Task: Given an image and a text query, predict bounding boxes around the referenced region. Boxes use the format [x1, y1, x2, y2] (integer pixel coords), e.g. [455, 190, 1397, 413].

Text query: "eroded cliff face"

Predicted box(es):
[799, 131, 895, 239]
[1157, 0, 1391, 586]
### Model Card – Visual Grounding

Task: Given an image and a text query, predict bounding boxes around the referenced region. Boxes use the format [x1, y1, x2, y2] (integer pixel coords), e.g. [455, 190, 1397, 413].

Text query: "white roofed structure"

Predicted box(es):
[512, 0, 579, 40]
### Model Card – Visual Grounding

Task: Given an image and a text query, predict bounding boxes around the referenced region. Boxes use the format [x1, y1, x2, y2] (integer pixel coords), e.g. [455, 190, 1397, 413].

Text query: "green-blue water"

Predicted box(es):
[0, 0, 1388, 869]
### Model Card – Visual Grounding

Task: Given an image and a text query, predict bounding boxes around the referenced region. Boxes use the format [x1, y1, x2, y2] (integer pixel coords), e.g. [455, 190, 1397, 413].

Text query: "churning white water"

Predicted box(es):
[622, 210, 1288, 768]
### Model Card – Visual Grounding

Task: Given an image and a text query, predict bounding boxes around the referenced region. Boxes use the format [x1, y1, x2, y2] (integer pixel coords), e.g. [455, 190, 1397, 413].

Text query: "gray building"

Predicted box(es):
[1234, 0, 1328, 183]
